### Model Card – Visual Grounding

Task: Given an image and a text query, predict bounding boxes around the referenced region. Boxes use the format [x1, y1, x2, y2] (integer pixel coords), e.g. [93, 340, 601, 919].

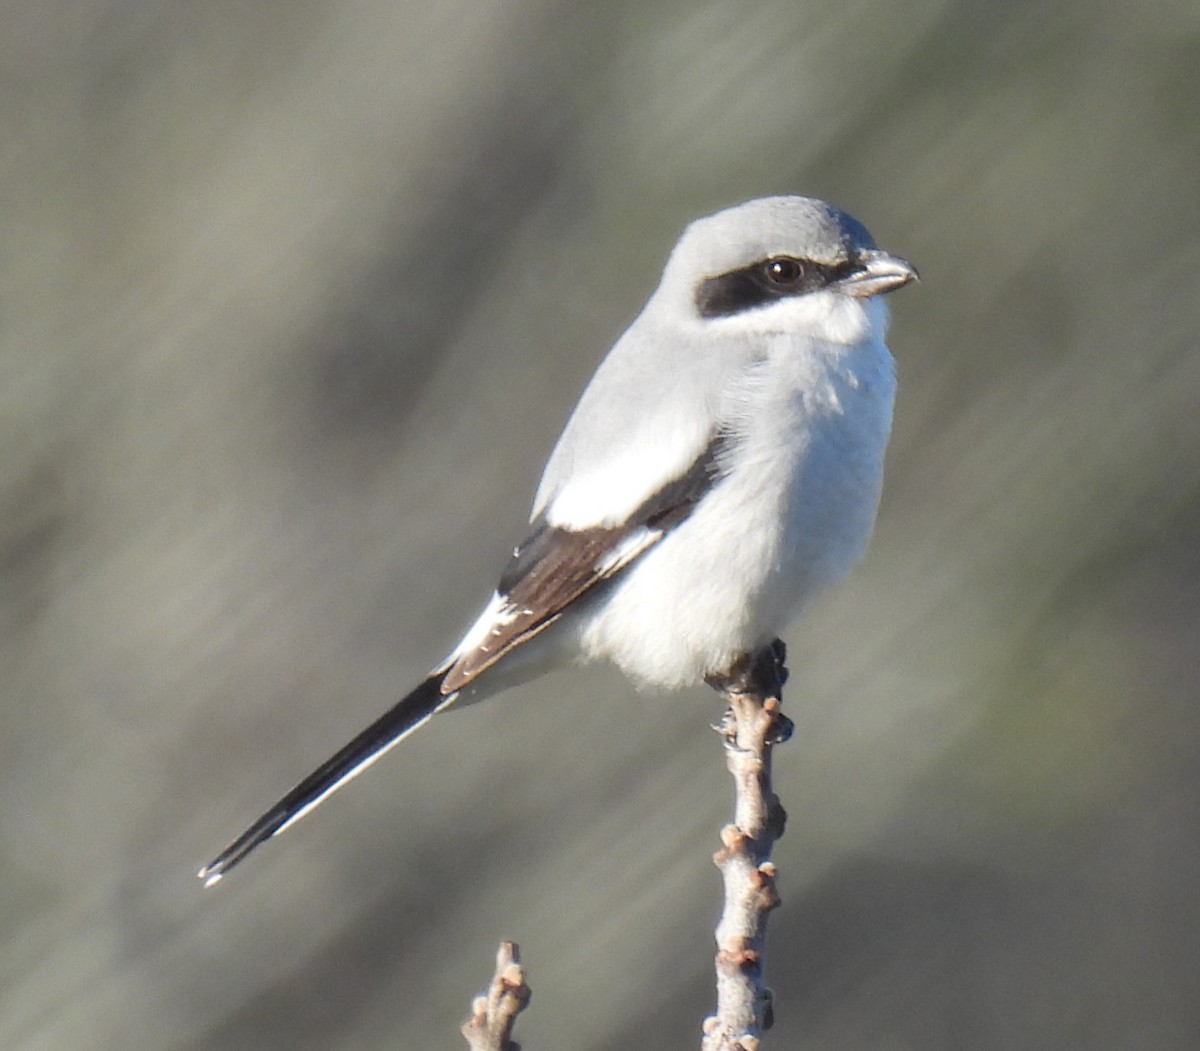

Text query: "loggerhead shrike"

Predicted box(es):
[200, 195, 916, 884]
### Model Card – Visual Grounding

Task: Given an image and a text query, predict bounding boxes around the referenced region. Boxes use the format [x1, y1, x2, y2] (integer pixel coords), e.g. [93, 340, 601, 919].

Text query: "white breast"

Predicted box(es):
[577, 307, 896, 689]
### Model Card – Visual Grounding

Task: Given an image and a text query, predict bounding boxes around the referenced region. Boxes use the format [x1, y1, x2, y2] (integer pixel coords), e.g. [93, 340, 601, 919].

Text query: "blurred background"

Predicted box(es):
[3, 1, 1198, 1048]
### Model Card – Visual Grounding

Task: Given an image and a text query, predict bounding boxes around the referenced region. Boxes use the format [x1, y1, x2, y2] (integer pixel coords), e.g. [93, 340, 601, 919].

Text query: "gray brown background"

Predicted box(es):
[4, 2, 1199, 1048]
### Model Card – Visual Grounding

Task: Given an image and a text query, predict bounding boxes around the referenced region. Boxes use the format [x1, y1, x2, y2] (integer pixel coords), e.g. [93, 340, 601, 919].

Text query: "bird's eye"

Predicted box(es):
[763, 257, 805, 286]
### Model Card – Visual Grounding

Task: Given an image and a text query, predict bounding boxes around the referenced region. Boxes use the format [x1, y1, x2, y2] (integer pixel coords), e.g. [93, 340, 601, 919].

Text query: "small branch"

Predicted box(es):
[701, 639, 793, 1051]
[462, 941, 531, 1051]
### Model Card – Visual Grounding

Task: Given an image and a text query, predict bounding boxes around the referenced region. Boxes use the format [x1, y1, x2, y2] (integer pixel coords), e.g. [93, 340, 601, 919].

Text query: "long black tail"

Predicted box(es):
[199, 674, 455, 885]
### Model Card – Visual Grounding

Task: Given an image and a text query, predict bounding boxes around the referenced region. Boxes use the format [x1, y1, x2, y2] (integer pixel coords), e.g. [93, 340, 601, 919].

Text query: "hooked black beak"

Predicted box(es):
[838, 249, 919, 298]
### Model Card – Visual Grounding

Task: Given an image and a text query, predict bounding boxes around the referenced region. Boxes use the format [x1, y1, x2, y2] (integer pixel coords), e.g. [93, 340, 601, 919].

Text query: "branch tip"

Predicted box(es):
[461, 941, 530, 1051]
[701, 640, 791, 1051]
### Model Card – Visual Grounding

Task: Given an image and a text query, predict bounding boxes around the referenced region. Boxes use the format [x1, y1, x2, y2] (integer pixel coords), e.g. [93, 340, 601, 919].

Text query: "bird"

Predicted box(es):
[199, 195, 917, 885]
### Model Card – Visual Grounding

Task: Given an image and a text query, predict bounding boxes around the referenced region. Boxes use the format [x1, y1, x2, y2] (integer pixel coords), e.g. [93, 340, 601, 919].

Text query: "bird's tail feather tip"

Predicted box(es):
[194, 673, 454, 885]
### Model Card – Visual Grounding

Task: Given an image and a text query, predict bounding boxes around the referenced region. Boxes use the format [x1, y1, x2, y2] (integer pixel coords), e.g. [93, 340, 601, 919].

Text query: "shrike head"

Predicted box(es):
[655, 196, 917, 339]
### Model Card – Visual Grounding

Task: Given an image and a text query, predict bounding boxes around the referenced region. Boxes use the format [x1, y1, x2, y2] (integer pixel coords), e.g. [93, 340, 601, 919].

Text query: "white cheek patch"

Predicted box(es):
[696, 289, 880, 347]
[815, 296, 880, 345]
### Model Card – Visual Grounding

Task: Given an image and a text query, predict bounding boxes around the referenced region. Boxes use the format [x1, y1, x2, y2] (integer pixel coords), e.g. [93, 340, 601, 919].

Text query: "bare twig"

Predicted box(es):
[462, 940, 531, 1051]
[701, 639, 793, 1051]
